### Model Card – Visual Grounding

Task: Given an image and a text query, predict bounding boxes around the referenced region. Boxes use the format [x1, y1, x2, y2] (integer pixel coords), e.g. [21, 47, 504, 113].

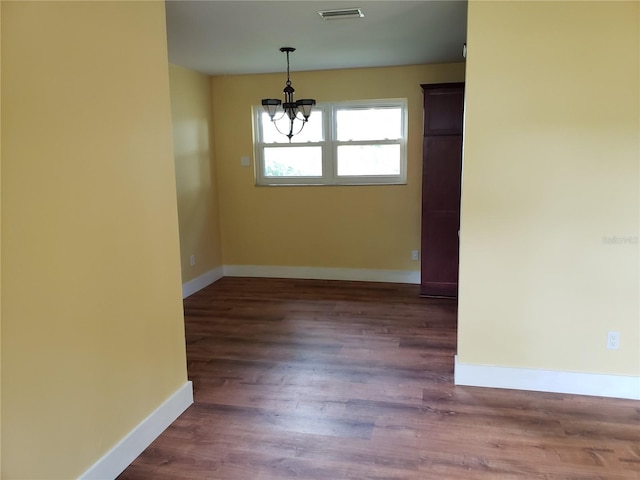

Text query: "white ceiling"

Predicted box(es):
[165, 0, 468, 75]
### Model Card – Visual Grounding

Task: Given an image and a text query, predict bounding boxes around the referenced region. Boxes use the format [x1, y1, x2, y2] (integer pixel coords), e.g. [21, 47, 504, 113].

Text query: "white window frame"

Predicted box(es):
[254, 98, 408, 186]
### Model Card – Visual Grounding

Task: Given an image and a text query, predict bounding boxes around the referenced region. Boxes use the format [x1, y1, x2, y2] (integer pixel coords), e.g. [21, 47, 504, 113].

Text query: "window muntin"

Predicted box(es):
[254, 99, 407, 185]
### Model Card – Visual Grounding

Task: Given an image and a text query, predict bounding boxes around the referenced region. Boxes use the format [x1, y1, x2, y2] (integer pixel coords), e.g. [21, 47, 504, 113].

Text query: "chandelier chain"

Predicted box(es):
[286, 50, 291, 86]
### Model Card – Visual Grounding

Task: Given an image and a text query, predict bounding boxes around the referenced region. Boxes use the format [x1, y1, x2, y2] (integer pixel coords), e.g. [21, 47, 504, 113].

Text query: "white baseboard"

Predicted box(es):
[223, 264, 420, 284]
[454, 356, 640, 400]
[182, 266, 224, 298]
[79, 381, 194, 480]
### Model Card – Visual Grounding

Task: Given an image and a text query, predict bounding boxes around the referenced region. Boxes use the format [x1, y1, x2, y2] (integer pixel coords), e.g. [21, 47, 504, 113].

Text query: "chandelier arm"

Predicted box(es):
[271, 118, 294, 140]
[293, 111, 310, 122]
[271, 117, 308, 142]
[269, 109, 287, 123]
[291, 118, 308, 137]
[285, 119, 308, 142]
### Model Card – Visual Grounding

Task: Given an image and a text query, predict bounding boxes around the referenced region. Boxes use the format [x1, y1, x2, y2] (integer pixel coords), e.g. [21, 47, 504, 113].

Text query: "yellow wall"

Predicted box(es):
[1, 2, 188, 478]
[458, 1, 639, 376]
[169, 65, 222, 283]
[212, 64, 465, 270]
[0, 2, 3, 473]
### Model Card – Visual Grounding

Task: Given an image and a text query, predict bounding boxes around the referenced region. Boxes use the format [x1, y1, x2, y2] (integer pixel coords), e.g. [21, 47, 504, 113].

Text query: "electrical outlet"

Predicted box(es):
[607, 331, 620, 350]
[190, 255, 195, 267]
[411, 250, 419, 261]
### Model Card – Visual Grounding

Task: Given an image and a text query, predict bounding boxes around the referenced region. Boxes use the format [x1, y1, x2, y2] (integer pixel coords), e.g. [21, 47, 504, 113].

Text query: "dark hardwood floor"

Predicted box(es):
[118, 277, 640, 479]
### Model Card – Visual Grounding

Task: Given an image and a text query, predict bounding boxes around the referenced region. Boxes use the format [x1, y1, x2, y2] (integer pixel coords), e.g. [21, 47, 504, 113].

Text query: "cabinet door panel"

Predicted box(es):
[423, 87, 464, 136]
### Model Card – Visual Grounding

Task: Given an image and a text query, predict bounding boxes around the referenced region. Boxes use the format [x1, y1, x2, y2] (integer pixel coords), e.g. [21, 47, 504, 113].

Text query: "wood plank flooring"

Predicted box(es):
[117, 277, 640, 479]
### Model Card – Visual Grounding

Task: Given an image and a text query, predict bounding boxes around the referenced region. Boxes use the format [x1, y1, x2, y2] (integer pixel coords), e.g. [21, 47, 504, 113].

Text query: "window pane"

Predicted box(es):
[337, 145, 400, 176]
[261, 110, 323, 144]
[336, 108, 401, 141]
[264, 146, 322, 177]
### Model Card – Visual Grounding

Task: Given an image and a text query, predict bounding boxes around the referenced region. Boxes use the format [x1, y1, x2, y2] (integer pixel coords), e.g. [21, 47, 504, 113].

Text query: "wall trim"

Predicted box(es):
[454, 356, 640, 400]
[79, 381, 194, 480]
[223, 264, 420, 284]
[182, 266, 224, 298]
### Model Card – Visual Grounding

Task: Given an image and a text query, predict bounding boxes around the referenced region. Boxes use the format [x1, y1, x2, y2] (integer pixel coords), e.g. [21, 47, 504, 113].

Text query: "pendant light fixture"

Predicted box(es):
[261, 47, 316, 141]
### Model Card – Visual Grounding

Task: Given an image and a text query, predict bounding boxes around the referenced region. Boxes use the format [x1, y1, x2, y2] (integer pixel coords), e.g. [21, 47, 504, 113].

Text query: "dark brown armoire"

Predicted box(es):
[420, 83, 465, 298]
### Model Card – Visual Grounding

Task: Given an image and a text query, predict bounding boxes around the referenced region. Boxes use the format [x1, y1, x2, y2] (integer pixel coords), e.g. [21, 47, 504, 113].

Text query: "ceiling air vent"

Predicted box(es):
[318, 8, 364, 20]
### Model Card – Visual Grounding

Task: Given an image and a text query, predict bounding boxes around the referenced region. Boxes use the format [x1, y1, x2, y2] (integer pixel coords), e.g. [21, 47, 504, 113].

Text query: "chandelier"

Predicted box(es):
[261, 47, 316, 141]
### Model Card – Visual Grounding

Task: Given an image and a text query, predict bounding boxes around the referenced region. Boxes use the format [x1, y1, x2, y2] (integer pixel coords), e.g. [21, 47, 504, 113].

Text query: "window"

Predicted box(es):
[254, 99, 407, 186]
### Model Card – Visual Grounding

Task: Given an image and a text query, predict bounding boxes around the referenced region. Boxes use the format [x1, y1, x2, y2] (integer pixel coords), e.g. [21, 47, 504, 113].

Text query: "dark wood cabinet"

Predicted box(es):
[420, 83, 465, 298]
